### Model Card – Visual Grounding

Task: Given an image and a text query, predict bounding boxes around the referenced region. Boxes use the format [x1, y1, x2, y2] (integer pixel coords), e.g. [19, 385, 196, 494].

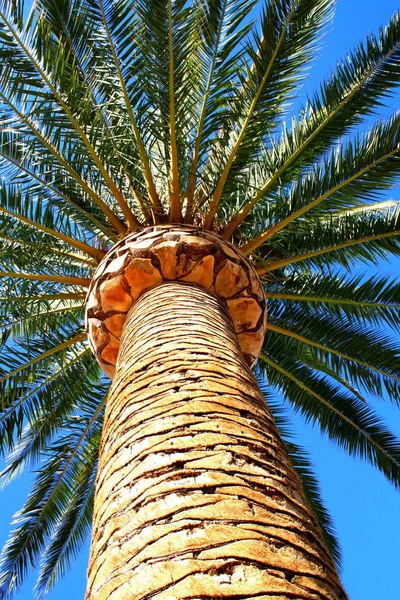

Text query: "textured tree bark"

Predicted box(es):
[86, 282, 347, 600]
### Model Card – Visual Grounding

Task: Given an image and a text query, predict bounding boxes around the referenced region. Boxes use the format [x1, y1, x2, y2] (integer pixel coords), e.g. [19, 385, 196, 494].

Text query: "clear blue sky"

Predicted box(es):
[0, 1, 399, 599]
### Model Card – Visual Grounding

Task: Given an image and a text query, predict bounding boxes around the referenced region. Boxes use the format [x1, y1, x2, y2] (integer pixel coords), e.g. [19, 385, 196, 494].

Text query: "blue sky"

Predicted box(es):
[0, 1, 400, 599]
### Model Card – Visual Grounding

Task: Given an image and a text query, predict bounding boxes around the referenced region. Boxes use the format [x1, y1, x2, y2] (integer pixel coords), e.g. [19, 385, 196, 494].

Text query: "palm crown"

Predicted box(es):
[0, 0, 399, 597]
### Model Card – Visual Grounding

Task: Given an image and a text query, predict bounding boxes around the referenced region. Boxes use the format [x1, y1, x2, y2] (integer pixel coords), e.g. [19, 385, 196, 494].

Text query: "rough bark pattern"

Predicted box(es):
[86, 283, 347, 600]
[85, 225, 266, 377]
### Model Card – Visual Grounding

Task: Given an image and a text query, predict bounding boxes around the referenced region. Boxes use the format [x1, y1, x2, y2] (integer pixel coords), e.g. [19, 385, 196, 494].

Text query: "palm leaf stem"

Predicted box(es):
[243, 149, 400, 254]
[43, 391, 107, 497]
[259, 352, 400, 471]
[337, 199, 399, 215]
[223, 44, 400, 238]
[257, 230, 400, 272]
[37, 2, 150, 225]
[0, 148, 118, 241]
[300, 357, 369, 404]
[0, 305, 84, 332]
[203, 0, 298, 229]
[0, 273, 91, 286]
[0, 293, 86, 303]
[0, 391, 107, 598]
[126, 172, 152, 223]
[264, 292, 400, 310]
[265, 323, 400, 384]
[0, 7, 140, 232]
[0, 332, 87, 386]
[167, 0, 181, 222]
[0, 235, 96, 267]
[97, 0, 162, 221]
[0, 348, 90, 422]
[0, 206, 104, 262]
[0, 92, 127, 235]
[184, 0, 228, 222]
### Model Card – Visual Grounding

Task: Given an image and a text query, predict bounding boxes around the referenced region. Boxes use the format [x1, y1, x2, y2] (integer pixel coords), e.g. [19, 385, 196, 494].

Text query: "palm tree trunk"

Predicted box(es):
[86, 282, 346, 600]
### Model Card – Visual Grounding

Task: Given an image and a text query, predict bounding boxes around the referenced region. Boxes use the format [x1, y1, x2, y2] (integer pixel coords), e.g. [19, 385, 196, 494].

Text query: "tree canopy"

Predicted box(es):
[0, 0, 399, 598]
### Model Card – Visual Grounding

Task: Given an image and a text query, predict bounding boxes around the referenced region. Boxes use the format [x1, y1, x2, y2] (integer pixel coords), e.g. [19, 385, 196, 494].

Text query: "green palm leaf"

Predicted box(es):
[222, 11, 400, 235]
[0, 391, 106, 599]
[265, 271, 400, 330]
[242, 113, 400, 253]
[259, 350, 400, 486]
[266, 300, 400, 399]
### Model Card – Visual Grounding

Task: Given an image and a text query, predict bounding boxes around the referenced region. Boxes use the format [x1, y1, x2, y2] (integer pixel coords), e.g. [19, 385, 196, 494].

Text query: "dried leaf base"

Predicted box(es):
[85, 225, 267, 377]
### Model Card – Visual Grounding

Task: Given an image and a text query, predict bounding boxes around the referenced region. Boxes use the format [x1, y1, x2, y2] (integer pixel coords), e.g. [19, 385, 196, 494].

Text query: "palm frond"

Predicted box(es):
[34, 453, 96, 600]
[0, 131, 117, 242]
[84, 0, 162, 219]
[0, 350, 96, 484]
[264, 271, 400, 331]
[222, 11, 400, 236]
[185, 0, 257, 219]
[0, 348, 90, 456]
[0, 302, 84, 348]
[241, 113, 400, 253]
[258, 202, 400, 272]
[34, 0, 152, 225]
[0, 0, 140, 231]
[265, 300, 400, 402]
[0, 91, 127, 234]
[266, 322, 400, 400]
[203, 0, 335, 228]
[0, 188, 103, 262]
[0, 390, 106, 600]
[0, 276, 86, 342]
[0, 331, 87, 402]
[259, 351, 400, 488]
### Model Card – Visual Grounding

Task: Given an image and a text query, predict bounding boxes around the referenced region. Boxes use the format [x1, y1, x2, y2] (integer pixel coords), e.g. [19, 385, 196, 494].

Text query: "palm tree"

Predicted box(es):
[0, 0, 399, 597]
